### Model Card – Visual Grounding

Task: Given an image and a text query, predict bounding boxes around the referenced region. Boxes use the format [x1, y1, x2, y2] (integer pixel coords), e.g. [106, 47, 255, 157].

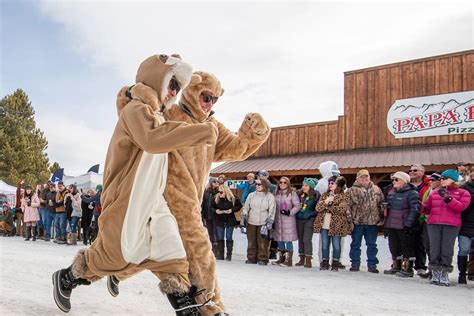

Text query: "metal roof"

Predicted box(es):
[211, 143, 474, 174]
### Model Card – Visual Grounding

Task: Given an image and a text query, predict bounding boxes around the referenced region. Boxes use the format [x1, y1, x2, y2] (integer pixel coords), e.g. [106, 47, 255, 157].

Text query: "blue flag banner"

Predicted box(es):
[87, 164, 100, 174]
[51, 168, 64, 182]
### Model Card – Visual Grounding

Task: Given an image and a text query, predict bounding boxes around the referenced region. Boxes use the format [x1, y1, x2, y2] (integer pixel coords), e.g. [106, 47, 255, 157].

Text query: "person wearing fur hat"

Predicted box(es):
[105, 70, 270, 315]
[295, 178, 320, 268]
[314, 176, 352, 271]
[422, 169, 471, 286]
[52, 54, 220, 314]
[22, 185, 40, 241]
[347, 170, 384, 273]
[272, 177, 301, 267]
[383, 171, 420, 278]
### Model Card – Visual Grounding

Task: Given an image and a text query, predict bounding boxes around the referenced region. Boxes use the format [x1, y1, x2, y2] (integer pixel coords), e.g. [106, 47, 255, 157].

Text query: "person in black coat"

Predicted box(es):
[459, 168, 474, 283]
[80, 189, 95, 245]
[211, 185, 242, 261]
[202, 178, 219, 256]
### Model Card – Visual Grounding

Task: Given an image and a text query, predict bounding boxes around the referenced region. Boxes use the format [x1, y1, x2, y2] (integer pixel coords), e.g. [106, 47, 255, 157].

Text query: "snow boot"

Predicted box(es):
[384, 259, 401, 275]
[458, 256, 468, 284]
[331, 260, 341, 272]
[295, 254, 305, 266]
[272, 250, 286, 265]
[166, 285, 206, 316]
[52, 266, 91, 313]
[320, 259, 330, 271]
[430, 269, 441, 285]
[32, 227, 37, 241]
[57, 236, 67, 244]
[418, 269, 432, 279]
[368, 266, 379, 273]
[107, 275, 120, 297]
[24, 226, 31, 241]
[280, 251, 293, 267]
[396, 259, 414, 278]
[216, 240, 225, 260]
[439, 269, 450, 286]
[68, 233, 78, 246]
[304, 256, 313, 268]
[225, 240, 233, 261]
[333, 260, 346, 270]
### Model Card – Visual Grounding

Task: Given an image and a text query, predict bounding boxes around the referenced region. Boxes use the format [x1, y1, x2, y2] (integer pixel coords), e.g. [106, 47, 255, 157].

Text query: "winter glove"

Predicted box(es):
[266, 222, 273, 230]
[240, 216, 247, 228]
[280, 209, 290, 216]
[437, 188, 452, 203]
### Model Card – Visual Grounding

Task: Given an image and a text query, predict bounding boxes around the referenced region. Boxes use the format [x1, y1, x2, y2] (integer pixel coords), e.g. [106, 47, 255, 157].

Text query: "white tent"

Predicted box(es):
[0, 180, 17, 205]
[63, 172, 103, 191]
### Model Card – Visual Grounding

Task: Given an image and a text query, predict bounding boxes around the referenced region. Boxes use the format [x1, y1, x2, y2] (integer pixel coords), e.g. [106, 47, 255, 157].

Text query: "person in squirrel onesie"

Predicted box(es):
[108, 71, 271, 316]
[51, 54, 220, 314]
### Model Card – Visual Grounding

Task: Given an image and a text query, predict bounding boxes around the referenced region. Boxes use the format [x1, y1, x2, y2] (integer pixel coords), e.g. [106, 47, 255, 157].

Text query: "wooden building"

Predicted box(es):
[211, 50, 474, 186]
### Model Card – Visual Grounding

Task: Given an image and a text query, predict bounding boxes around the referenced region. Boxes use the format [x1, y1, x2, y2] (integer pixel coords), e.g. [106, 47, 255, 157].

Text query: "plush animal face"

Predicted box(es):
[180, 71, 225, 122]
[135, 54, 193, 109]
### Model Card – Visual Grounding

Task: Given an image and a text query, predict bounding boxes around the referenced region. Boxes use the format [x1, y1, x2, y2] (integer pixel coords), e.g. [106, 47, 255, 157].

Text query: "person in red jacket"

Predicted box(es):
[423, 169, 471, 286]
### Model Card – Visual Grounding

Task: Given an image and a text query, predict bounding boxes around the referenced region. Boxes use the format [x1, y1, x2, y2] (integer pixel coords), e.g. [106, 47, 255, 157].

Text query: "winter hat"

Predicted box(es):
[441, 169, 460, 182]
[24, 185, 32, 190]
[96, 184, 103, 191]
[391, 171, 410, 184]
[303, 178, 318, 190]
[356, 169, 370, 179]
[429, 172, 442, 181]
[208, 177, 217, 185]
[258, 170, 269, 177]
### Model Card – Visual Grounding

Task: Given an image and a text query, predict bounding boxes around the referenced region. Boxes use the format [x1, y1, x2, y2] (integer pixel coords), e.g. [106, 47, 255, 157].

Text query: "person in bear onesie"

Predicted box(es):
[110, 71, 271, 315]
[52, 54, 221, 314]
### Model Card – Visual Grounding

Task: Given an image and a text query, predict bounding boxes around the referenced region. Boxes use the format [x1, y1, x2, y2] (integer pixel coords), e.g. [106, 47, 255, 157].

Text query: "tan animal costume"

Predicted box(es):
[52, 54, 219, 313]
[115, 71, 271, 315]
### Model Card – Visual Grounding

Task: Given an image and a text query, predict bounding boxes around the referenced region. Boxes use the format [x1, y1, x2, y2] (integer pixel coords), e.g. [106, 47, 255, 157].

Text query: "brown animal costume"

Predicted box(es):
[52, 54, 220, 313]
[115, 71, 271, 315]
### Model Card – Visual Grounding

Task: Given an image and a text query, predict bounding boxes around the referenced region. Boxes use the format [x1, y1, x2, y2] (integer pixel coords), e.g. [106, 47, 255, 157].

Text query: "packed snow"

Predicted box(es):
[1, 232, 472, 315]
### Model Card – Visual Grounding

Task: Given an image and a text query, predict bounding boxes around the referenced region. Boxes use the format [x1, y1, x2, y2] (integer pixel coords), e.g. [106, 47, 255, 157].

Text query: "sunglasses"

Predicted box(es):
[256, 183, 262, 186]
[441, 177, 450, 180]
[409, 169, 419, 173]
[201, 93, 218, 104]
[279, 181, 287, 184]
[218, 191, 224, 194]
[429, 179, 440, 182]
[169, 78, 181, 93]
[392, 178, 400, 182]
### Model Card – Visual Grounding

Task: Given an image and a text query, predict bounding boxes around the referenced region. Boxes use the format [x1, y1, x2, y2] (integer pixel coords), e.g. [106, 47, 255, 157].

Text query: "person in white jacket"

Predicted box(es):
[65, 184, 82, 245]
[241, 178, 276, 265]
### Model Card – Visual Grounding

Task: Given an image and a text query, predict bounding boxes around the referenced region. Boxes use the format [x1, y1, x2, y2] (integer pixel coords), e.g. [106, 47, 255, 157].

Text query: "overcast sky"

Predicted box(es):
[1, 0, 473, 176]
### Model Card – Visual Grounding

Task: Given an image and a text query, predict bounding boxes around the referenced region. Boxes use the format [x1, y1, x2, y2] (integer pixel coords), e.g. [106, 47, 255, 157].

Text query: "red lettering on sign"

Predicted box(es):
[394, 118, 411, 133]
[426, 112, 443, 128]
[466, 105, 474, 122]
[441, 110, 460, 125]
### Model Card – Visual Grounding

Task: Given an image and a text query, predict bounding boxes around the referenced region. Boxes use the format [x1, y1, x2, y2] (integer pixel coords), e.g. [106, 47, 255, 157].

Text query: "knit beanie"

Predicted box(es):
[96, 184, 103, 191]
[303, 177, 318, 190]
[441, 169, 460, 182]
[391, 171, 410, 184]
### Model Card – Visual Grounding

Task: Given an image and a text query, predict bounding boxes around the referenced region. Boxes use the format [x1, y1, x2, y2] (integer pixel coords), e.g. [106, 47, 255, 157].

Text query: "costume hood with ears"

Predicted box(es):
[315, 161, 341, 194]
[179, 71, 225, 122]
[117, 53, 193, 115]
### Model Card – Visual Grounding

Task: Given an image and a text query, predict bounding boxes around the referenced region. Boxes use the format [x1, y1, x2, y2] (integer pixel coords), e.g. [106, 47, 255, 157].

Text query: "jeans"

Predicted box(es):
[216, 225, 234, 241]
[349, 224, 379, 268]
[44, 210, 55, 238]
[320, 229, 341, 260]
[70, 216, 79, 233]
[277, 241, 294, 252]
[54, 212, 67, 239]
[37, 207, 46, 230]
[458, 235, 473, 257]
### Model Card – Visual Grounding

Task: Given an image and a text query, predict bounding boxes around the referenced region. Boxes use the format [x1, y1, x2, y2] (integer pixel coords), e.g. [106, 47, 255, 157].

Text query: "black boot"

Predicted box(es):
[384, 259, 401, 275]
[166, 285, 204, 316]
[216, 240, 225, 260]
[107, 275, 120, 297]
[52, 266, 91, 313]
[225, 240, 233, 261]
[458, 255, 468, 284]
[32, 227, 37, 241]
[396, 259, 414, 278]
[24, 226, 31, 241]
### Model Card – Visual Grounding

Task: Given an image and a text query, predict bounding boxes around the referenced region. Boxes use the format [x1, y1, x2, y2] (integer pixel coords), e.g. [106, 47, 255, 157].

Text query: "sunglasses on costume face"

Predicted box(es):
[201, 93, 218, 104]
[169, 78, 181, 93]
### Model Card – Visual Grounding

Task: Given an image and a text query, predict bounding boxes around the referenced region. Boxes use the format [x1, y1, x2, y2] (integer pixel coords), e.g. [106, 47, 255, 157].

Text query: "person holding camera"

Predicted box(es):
[422, 169, 471, 286]
[272, 177, 300, 267]
[383, 172, 420, 278]
[21, 185, 40, 241]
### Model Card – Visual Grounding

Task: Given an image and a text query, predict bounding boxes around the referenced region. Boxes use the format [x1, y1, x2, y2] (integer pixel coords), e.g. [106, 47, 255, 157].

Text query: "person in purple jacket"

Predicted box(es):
[423, 169, 471, 286]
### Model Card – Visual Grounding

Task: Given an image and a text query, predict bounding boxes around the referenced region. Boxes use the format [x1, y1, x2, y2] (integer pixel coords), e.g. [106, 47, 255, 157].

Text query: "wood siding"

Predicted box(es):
[253, 50, 474, 158]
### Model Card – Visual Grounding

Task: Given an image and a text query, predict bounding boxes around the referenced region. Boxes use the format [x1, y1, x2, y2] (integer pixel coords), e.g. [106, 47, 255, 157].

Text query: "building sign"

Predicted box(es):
[387, 91, 474, 138]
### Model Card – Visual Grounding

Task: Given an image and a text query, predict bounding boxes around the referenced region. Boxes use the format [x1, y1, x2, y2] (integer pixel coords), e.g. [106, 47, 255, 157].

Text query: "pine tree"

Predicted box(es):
[0, 89, 51, 186]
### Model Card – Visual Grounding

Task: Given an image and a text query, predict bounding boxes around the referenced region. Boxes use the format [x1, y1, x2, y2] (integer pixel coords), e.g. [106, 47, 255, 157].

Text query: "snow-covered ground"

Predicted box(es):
[1, 233, 472, 315]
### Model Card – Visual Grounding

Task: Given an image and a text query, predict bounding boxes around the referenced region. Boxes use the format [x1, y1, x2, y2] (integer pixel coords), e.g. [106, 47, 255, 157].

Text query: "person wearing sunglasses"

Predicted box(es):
[272, 177, 301, 267]
[422, 169, 471, 286]
[459, 166, 474, 284]
[314, 176, 351, 271]
[383, 171, 420, 278]
[201, 178, 220, 257]
[211, 185, 242, 261]
[241, 178, 276, 265]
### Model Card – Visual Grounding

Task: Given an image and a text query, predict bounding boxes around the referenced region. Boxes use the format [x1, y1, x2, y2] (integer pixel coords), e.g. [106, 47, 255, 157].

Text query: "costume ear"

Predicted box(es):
[170, 53, 182, 59]
[220, 88, 225, 96]
[190, 74, 202, 85]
